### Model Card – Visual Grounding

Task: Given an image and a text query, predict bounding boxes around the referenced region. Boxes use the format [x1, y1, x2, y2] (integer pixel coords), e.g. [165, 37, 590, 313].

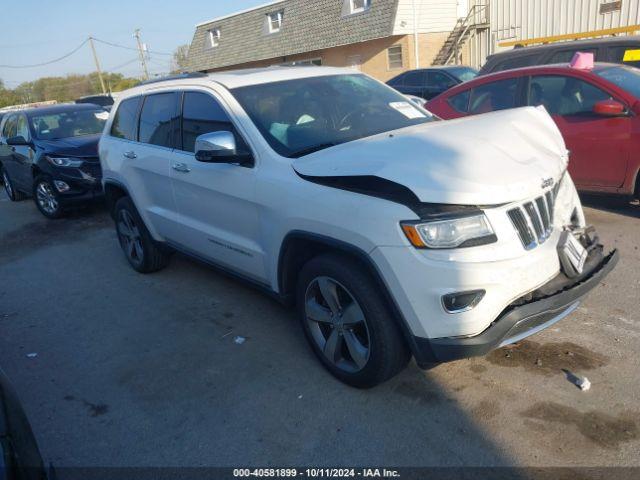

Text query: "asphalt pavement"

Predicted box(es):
[1, 189, 639, 468]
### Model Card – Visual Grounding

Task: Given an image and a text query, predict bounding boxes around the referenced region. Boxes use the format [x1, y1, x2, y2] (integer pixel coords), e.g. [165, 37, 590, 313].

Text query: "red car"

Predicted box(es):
[426, 62, 640, 199]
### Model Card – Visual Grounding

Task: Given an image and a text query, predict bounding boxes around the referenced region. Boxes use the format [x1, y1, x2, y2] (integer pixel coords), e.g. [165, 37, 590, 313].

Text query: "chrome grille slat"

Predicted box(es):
[508, 188, 559, 250]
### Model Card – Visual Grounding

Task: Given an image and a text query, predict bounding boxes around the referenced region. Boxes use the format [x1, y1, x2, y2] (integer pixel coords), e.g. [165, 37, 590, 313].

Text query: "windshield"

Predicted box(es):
[30, 108, 108, 140]
[595, 66, 640, 99]
[447, 67, 478, 83]
[231, 74, 436, 158]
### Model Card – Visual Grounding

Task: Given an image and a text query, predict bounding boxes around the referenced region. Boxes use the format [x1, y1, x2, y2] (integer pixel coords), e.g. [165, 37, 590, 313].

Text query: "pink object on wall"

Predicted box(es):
[570, 52, 595, 69]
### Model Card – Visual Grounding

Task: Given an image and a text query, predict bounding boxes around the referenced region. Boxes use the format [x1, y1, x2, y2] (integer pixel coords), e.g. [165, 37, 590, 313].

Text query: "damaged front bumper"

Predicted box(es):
[412, 245, 619, 366]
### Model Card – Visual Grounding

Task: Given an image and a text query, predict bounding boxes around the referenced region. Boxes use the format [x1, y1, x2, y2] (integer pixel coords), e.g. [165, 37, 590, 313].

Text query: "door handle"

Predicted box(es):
[123, 151, 137, 159]
[172, 162, 191, 173]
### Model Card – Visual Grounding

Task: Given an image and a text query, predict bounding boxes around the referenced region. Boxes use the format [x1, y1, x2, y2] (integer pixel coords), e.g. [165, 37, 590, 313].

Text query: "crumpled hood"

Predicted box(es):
[36, 134, 101, 158]
[292, 106, 568, 205]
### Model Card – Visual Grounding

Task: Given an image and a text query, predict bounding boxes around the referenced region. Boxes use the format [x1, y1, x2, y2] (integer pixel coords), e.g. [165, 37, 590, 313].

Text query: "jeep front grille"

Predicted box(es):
[508, 192, 556, 250]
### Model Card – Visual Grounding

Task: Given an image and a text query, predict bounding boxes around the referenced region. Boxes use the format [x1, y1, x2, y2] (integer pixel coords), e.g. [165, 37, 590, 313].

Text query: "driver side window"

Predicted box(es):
[16, 115, 30, 141]
[180, 91, 249, 154]
[528, 75, 612, 116]
[2, 115, 17, 139]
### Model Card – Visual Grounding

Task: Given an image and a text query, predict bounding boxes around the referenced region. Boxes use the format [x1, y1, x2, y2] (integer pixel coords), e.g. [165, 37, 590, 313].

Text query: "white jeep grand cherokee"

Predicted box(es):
[99, 67, 617, 388]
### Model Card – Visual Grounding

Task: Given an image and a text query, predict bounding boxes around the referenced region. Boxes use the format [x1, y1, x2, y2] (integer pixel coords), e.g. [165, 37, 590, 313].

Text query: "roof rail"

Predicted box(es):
[139, 72, 208, 86]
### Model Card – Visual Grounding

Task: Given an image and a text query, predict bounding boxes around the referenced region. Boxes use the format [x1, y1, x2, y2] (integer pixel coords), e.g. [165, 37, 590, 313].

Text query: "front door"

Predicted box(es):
[169, 90, 266, 282]
[528, 74, 630, 188]
[12, 114, 35, 190]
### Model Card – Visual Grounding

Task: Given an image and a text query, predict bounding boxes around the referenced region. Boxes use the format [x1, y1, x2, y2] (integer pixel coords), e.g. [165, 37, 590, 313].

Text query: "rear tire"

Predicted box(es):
[2, 167, 27, 201]
[33, 175, 64, 219]
[114, 196, 170, 273]
[297, 253, 410, 388]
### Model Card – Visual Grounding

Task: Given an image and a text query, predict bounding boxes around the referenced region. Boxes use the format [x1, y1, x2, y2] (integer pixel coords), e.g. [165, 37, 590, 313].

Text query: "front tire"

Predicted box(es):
[114, 196, 170, 273]
[297, 254, 410, 388]
[2, 167, 27, 202]
[33, 175, 64, 218]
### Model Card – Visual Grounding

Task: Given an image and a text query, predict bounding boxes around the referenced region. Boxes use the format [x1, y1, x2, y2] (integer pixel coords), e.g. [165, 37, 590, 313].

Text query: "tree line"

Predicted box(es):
[0, 72, 140, 109]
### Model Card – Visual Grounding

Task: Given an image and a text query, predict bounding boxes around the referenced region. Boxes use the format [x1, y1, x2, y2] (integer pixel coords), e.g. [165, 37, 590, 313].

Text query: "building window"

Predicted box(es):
[387, 45, 403, 69]
[207, 28, 220, 48]
[267, 11, 284, 33]
[350, 0, 371, 14]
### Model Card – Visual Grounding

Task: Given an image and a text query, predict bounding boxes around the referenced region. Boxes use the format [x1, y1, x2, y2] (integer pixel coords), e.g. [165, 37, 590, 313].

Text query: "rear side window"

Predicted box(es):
[404, 71, 426, 87]
[447, 90, 471, 113]
[547, 48, 597, 64]
[609, 45, 640, 68]
[528, 75, 612, 116]
[111, 97, 142, 141]
[428, 72, 456, 89]
[138, 93, 179, 148]
[492, 54, 541, 73]
[181, 92, 233, 153]
[468, 78, 519, 114]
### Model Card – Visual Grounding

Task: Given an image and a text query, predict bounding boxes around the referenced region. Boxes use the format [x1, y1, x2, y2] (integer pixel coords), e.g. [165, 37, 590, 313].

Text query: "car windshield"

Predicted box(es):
[447, 67, 478, 82]
[231, 74, 436, 158]
[30, 108, 108, 140]
[595, 66, 640, 99]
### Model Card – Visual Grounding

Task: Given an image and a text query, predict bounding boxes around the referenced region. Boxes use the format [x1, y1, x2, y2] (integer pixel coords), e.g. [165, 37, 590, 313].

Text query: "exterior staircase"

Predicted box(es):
[433, 2, 490, 66]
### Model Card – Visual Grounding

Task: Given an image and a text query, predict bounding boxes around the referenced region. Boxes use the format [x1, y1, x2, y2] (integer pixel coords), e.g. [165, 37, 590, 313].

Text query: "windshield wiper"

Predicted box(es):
[288, 142, 338, 158]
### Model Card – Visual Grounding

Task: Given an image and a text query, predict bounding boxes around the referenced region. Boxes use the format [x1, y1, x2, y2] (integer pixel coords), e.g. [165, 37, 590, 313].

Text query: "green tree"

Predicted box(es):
[171, 44, 191, 73]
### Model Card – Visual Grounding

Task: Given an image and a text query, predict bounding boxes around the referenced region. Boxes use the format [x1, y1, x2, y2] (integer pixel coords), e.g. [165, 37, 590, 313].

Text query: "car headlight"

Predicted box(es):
[46, 156, 83, 168]
[401, 214, 496, 249]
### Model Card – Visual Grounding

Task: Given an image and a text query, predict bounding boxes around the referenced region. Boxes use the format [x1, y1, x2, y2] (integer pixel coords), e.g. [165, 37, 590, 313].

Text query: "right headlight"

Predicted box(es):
[401, 214, 496, 249]
[45, 156, 83, 168]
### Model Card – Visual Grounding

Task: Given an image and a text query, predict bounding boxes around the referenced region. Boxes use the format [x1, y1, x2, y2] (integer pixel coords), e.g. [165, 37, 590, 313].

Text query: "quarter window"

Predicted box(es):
[468, 78, 519, 114]
[528, 75, 611, 116]
[267, 11, 284, 33]
[388, 45, 403, 70]
[208, 28, 221, 48]
[111, 97, 142, 141]
[138, 93, 179, 148]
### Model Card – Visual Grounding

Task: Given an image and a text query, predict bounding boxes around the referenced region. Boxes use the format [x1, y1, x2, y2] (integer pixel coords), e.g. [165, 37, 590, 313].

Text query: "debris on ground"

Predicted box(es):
[563, 369, 591, 391]
[221, 330, 234, 339]
[234, 336, 246, 345]
[26, 352, 38, 358]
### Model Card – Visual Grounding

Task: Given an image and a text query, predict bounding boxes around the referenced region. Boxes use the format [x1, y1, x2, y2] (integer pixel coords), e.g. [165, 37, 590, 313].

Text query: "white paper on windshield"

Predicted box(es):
[389, 102, 426, 119]
[95, 111, 109, 120]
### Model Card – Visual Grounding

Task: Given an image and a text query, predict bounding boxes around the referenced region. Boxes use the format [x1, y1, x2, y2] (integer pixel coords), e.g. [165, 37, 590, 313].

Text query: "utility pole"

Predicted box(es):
[88, 37, 107, 94]
[412, 0, 420, 69]
[134, 29, 150, 81]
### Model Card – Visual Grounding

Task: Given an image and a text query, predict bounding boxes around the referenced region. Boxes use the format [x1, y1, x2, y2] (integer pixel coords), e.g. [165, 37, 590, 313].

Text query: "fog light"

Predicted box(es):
[442, 290, 485, 313]
[54, 180, 70, 192]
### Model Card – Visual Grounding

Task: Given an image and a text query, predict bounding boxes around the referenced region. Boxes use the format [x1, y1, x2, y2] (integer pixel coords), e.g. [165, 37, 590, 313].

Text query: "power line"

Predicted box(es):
[0, 39, 89, 68]
[92, 37, 172, 56]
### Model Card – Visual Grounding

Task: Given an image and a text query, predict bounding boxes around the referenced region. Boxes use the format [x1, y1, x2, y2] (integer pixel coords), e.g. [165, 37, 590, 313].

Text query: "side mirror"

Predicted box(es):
[194, 131, 252, 166]
[593, 99, 627, 117]
[6, 135, 28, 146]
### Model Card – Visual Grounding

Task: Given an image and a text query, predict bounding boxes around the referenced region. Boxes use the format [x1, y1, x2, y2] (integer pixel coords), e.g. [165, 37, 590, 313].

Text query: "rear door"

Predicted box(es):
[169, 90, 265, 281]
[527, 74, 630, 188]
[108, 94, 180, 238]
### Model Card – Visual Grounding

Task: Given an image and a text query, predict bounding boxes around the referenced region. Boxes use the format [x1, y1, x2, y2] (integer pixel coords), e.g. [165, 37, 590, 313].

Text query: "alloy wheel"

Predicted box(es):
[117, 209, 144, 266]
[2, 172, 13, 199]
[36, 181, 58, 214]
[304, 276, 371, 373]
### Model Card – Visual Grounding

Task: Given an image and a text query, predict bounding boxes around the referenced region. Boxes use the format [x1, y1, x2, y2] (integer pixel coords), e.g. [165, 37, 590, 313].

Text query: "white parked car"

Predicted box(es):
[99, 67, 617, 388]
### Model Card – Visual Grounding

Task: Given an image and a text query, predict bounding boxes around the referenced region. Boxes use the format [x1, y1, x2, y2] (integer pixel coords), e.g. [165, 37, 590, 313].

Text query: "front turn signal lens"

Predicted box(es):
[401, 224, 426, 248]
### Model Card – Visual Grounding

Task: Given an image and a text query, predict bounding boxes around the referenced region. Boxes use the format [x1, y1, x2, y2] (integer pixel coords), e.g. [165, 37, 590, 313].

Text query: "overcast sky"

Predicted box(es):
[0, 0, 267, 86]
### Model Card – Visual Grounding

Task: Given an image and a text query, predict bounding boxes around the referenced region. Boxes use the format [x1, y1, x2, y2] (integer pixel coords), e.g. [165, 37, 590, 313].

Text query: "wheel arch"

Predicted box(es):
[277, 230, 436, 364]
[104, 180, 130, 218]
